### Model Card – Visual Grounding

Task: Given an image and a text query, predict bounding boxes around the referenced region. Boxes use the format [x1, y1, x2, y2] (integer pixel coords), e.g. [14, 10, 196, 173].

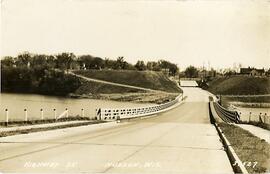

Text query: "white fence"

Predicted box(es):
[96, 93, 183, 121]
[1, 108, 87, 125]
[237, 112, 270, 125]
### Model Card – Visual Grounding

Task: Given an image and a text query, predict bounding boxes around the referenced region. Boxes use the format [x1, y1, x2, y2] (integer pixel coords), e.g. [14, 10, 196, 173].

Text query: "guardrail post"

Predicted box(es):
[40, 109, 44, 120]
[259, 113, 262, 123]
[65, 108, 69, 118]
[53, 109, 57, 120]
[5, 109, 9, 126]
[81, 109, 85, 117]
[24, 109, 28, 122]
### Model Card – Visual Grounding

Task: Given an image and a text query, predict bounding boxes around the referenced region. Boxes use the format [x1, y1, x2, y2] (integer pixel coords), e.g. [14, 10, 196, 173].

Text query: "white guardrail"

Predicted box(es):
[96, 93, 183, 121]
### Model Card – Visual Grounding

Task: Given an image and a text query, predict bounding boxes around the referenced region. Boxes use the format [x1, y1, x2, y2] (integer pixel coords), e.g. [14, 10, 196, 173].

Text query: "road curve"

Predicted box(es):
[0, 87, 233, 173]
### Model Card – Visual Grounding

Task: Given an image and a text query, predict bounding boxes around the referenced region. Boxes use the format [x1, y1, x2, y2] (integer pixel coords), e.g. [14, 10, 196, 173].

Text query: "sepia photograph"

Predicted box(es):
[0, 0, 270, 173]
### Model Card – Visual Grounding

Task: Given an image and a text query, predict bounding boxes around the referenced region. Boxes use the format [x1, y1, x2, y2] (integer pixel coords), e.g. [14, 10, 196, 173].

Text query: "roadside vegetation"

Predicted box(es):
[70, 73, 181, 103]
[74, 70, 181, 93]
[2, 66, 81, 96]
[219, 123, 270, 173]
[240, 120, 270, 131]
[1, 52, 181, 103]
[73, 79, 146, 95]
[204, 76, 270, 110]
[207, 76, 270, 95]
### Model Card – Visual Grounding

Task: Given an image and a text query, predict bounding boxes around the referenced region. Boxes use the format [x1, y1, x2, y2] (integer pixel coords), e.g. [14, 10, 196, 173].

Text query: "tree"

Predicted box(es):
[185, 66, 198, 78]
[169, 63, 179, 76]
[78, 55, 105, 70]
[16, 52, 32, 67]
[152, 61, 162, 71]
[114, 57, 125, 69]
[32, 54, 47, 68]
[46, 55, 57, 69]
[159, 60, 170, 70]
[157, 60, 179, 76]
[135, 60, 147, 71]
[78, 55, 94, 69]
[1, 56, 14, 67]
[104, 58, 115, 69]
[56, 52, 75, 70]
[92, 57, 105, 69]
[146, 61, 161, 71]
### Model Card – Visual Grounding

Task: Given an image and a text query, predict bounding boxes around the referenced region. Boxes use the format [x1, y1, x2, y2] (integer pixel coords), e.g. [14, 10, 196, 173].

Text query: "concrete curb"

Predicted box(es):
[214, 123, 249, 174]
[209, 102, 249, 174]
[0, 121, 121, 138]
[0, 121, 90, 133]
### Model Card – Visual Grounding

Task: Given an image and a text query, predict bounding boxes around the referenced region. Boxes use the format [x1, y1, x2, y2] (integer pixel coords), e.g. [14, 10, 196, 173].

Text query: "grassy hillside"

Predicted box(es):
[71, 79, 179, 104]
[74, 70, 182, 93]
[74, 80, 145, 95]
[207, 76, 270, 95]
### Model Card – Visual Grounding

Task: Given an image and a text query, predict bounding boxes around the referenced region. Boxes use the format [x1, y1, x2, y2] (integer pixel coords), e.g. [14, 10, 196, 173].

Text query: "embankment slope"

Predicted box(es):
[74, 70, 182, 93]
[207, 76, 270, 95]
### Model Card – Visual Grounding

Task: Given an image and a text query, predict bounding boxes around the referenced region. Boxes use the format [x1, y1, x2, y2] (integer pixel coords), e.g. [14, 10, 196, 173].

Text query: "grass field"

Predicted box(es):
[219, 123, 270, 173]
[74, 79, 145, 95]
[74, 70, 182, 93]
[207, 76, 270, 95]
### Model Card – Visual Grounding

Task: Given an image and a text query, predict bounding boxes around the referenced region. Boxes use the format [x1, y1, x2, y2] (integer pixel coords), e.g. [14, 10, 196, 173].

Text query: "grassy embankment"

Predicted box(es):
[207, 76, 270, 95]
[218, 123, 270, 173]
[2, 66, 182, 104]
[208, 77, 270, 173]
[206, 76, 270, 107]
[71, 70, 182, 104]
[74, 70, 181, 93]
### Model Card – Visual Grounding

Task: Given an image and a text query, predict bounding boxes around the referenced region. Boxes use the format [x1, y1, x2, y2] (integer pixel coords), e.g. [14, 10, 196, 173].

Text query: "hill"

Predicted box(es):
[74, 70, 182, 93]
[74, 79, 145, 94]
[207, 76, 270, 95]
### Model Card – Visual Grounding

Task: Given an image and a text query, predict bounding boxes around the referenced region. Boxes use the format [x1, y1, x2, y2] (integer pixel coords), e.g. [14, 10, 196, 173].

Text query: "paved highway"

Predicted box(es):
[0, 87, 233, 173]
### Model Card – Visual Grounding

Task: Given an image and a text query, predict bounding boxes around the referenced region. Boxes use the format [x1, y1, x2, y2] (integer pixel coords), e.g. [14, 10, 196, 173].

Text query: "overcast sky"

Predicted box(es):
[1, 0, 269, 69]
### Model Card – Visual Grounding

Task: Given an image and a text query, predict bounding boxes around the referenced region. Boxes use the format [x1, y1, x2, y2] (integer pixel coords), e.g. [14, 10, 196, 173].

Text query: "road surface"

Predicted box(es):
[0, 87, 233, 173]
[180, 80, 198, 87]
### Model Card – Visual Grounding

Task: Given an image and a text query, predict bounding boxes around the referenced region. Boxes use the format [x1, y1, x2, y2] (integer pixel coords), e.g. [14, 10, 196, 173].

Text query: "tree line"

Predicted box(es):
[1, 52, 179, 96]
[1, 52, 82, 96]
[1, 52, 179, 76]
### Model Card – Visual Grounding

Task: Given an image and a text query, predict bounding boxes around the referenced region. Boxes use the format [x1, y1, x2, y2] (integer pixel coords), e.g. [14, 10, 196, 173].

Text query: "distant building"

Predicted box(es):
[240, 67, 265, 76]
[266, 69, 270, 77]
[198, 69, 216, 79]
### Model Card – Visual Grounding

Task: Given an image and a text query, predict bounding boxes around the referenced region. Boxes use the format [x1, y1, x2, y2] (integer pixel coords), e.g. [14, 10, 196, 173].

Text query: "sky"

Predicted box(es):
[1, 0, 270, 70]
